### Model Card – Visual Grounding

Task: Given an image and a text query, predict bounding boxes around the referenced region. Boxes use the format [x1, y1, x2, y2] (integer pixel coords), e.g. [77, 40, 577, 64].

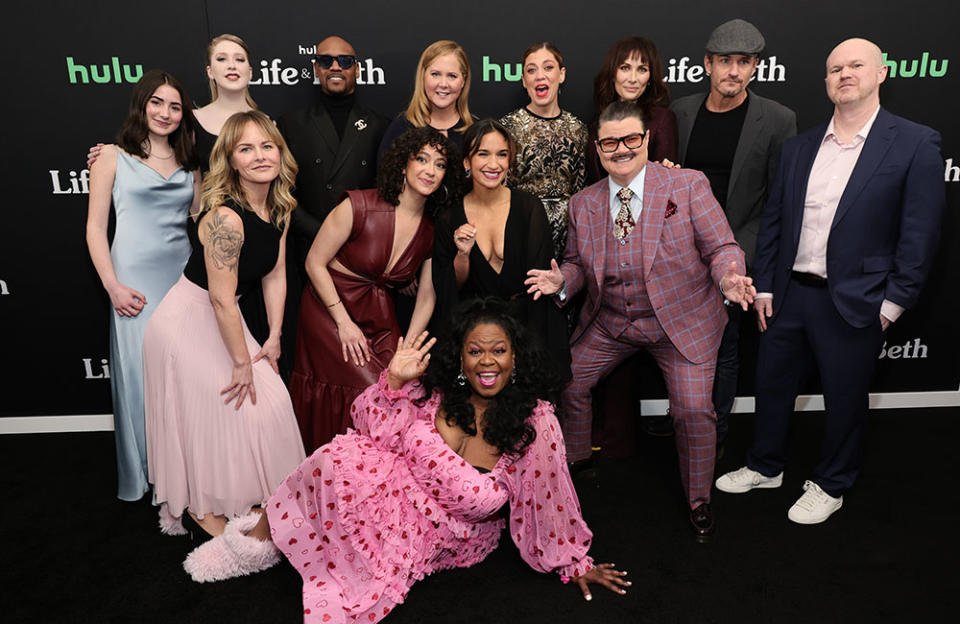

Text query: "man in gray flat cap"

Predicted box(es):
[670, 19, 796, 456]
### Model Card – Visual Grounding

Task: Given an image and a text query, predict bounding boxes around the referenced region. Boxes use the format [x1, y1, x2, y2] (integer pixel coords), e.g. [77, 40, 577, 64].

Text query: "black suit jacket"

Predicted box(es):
[277, 101, 388, 268]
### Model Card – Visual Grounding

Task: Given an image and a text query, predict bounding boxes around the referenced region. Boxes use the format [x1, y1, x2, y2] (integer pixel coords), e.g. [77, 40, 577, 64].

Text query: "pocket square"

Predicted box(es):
[665, 201, 677, 219]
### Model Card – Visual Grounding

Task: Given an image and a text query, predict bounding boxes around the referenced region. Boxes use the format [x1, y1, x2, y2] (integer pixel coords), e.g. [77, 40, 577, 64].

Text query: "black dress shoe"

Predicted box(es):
[640, 412, 675, 437]
[567, 455, 600, 483]
[690, 503, 715, 543]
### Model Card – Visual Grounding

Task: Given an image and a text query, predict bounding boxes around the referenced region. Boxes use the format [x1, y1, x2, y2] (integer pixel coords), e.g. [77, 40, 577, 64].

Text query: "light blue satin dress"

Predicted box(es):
[109, 150, 193, 500]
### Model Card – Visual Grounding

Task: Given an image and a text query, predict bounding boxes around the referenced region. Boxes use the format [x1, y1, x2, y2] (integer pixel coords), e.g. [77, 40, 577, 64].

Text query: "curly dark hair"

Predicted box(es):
[417, 297, 562, 456]
[377, 126, 464, 216]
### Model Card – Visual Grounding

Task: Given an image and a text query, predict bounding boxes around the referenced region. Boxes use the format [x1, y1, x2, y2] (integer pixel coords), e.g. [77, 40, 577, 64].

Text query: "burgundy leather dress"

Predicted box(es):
[290, 189, 434, 452]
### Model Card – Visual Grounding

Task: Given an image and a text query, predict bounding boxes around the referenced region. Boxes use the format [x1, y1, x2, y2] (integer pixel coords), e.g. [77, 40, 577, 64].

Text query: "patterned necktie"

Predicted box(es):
[614, 187, 635, 241]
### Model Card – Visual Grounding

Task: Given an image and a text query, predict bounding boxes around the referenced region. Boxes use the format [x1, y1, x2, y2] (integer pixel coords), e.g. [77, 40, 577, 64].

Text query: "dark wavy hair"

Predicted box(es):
[592, 36, 670, 124]
[116, 69, 199, 170]
[377, 126, 464, 216]
[417, 297, 561, 456]
[462, 118, 517, 192]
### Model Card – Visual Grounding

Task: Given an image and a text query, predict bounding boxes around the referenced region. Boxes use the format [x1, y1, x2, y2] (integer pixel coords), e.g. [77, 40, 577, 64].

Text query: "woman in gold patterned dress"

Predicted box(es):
[499, 42, 587, 260]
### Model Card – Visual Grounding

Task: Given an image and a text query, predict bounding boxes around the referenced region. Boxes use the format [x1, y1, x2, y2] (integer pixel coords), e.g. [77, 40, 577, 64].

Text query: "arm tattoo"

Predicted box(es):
[204, 211, 243, 273]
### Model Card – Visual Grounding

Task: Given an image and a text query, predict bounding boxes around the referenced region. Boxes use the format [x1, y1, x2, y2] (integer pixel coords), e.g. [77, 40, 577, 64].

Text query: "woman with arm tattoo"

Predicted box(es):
[142, 111, 305, 557]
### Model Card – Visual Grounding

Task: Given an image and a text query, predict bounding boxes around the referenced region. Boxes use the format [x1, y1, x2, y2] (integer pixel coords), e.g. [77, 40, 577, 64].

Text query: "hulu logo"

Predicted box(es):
[66, 57, 143, 84]
[481, 56, 522, 82]
[882, 52, 948, 78]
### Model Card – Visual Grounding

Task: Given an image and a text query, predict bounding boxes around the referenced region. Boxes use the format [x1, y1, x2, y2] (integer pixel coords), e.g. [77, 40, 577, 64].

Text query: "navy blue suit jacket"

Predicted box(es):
[753, 108, 945, 328]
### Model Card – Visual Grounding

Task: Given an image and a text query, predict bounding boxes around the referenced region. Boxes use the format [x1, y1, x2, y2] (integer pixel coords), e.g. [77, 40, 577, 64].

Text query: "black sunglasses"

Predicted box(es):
[314, 54, 357, 70]
[596, 132, 647, 153]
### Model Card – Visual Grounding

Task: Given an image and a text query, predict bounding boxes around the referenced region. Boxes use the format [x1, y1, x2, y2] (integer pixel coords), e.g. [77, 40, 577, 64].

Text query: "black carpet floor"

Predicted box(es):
[3, 408, 957, 624]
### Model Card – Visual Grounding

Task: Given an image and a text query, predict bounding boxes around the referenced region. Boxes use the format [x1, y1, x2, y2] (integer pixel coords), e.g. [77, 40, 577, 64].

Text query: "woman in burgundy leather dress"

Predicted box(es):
[290, 127, 463, 451]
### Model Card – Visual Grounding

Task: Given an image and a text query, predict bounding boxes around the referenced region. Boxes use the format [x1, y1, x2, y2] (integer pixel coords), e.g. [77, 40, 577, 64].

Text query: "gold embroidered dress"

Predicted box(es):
[499, 107, 587, 258]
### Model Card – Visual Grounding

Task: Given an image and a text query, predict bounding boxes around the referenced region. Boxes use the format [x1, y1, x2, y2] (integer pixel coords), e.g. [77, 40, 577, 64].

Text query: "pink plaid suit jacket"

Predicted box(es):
[560, 163, 745, 364]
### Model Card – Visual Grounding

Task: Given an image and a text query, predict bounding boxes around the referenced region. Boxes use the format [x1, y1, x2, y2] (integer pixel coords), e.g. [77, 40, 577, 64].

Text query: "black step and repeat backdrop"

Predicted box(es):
[2, 0, 957, 425]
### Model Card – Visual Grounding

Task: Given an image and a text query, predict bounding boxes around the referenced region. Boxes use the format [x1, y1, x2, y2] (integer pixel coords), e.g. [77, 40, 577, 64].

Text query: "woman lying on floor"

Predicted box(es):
[184, 298, 629, 623]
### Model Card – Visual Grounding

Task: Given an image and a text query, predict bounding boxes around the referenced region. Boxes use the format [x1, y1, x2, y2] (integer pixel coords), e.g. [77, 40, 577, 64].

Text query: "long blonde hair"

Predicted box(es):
[206, 34, 258, 109]
[200, 111, 298, 229]
[404, 40, 473, 132]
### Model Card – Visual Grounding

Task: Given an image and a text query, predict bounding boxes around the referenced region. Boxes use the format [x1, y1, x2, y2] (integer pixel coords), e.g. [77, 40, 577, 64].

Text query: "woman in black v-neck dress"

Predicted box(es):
[432, 119, 571, 382]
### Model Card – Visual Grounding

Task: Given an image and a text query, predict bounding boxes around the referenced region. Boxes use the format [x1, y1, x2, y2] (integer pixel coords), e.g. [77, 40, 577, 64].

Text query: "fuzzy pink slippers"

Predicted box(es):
[183, 512, 280, 582]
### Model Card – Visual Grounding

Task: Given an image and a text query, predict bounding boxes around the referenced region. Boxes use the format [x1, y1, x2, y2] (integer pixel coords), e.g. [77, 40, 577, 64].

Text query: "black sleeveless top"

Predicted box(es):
[194, 122, 218, 174]
[183, 198, 282, 297]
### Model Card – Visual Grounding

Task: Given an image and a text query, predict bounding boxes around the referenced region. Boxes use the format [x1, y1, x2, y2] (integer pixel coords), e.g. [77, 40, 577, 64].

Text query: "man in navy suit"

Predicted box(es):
[715, 38, 945, 523]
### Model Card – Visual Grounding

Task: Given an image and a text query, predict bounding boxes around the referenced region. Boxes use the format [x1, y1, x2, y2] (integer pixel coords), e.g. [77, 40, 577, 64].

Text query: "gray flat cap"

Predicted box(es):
[705, 19, 765, 55]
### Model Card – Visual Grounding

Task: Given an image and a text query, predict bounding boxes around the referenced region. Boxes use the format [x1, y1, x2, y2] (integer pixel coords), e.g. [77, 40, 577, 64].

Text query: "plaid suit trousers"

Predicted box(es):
[562, 310, 718, 509]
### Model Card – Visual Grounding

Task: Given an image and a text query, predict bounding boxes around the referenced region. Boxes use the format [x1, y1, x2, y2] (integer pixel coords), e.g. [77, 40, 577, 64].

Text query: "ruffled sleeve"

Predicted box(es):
[503, 400, 594, 579]
[350, 371, 427, 452]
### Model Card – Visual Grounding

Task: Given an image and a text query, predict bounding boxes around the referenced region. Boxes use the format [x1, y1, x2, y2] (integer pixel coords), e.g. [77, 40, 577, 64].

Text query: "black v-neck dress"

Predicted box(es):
[432, 189, 571, 382]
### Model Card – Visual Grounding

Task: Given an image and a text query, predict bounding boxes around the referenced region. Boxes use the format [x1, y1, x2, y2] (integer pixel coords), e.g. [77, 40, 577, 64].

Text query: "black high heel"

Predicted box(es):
[181, 510, 214, 543]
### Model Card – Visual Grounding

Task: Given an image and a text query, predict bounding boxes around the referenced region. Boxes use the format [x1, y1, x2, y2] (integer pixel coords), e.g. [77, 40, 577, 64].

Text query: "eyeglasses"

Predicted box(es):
[314, 54, 357, 70]
[596, 132, 647, 153]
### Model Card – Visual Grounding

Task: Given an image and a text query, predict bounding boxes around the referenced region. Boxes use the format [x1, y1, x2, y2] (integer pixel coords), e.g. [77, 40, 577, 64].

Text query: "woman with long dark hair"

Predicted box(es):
[432, 119, 571, 382]
[587, 36, 677, 182]
[85, 69, 199, 501]
[144, 110, 305, 542]
[290, 127, 463, 452]
[181, 298, 629, 621]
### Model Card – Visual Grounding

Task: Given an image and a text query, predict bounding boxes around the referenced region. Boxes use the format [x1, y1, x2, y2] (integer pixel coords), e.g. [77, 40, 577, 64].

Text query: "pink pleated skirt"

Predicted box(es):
[144, 275, 306, 519]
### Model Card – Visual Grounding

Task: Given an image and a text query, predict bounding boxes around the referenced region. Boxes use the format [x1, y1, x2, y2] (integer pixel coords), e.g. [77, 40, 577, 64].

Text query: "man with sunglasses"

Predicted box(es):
[671, 19, 797, 454]
[526, 101, 754, 541]
[276, 36, 388, 376]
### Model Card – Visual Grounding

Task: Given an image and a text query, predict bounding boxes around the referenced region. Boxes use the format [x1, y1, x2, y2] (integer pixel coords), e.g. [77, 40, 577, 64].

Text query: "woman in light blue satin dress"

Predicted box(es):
[86, 69, 200, 501]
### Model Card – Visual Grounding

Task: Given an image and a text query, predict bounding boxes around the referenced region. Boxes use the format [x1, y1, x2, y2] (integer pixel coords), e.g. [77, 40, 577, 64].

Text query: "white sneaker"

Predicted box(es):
[715, 466, 783, 493]
[787, 480, 843, 524]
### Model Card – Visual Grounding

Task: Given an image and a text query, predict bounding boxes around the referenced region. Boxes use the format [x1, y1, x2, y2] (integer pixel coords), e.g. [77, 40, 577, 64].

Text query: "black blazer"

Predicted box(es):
[277, 101, 388, 268]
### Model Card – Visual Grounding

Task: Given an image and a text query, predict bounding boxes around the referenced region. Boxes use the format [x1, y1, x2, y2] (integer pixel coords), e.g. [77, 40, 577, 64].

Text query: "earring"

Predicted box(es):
[464, 168, 471, 178]
[457, 370, 466, 386]
[510, 367, 517, 384]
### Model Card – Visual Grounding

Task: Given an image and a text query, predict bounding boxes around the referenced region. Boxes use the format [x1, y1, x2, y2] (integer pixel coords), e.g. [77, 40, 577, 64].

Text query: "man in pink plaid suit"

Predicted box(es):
[526, 101, 755, 540]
